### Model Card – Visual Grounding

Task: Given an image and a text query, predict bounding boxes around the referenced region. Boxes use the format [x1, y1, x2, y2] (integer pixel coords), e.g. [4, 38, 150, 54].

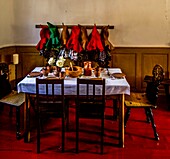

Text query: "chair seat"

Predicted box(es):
[0, 90, 25, 107]
[0, 90, 25, 140]
[0, 62, 25, 140]
[125, 92, 157, 108]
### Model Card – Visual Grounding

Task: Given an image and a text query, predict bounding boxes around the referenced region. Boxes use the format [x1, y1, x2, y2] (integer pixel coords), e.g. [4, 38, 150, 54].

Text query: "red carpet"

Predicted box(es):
[0, 96, 170, 159]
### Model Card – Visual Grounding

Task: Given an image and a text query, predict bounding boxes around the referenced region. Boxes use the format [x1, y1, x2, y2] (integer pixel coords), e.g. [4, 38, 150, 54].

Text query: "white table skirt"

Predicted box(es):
[17, 67, 130, 95]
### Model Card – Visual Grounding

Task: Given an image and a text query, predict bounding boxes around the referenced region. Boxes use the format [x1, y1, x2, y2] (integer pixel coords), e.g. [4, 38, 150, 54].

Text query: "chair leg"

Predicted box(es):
[65, 99, 69, 131]
[76, 112, 79, 153]
[37, 111, 40, 153]
[40, 118, 44, 132]
[146, 108, 159, 140]
[124, 108, 131, 128]
[113, 99, 118, 120]
[62, 113, 65, 152]
[101, 114, 104, 154]
[16, 107, 21, 140]
[145, 108, 151, 123]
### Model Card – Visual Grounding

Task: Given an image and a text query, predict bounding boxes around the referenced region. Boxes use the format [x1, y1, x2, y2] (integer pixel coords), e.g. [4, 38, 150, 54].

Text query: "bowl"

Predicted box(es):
[68, 66, 82, 78]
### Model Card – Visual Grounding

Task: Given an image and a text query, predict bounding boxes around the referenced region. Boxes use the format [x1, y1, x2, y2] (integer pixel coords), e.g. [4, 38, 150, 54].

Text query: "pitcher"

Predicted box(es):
[84, 61, 92, 76]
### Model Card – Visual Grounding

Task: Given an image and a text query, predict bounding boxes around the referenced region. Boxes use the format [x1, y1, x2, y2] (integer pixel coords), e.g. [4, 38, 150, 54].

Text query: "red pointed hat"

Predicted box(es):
[87, 25, 104, 52]
[36, 25, 50, 51]
[66, 26, 83, 53]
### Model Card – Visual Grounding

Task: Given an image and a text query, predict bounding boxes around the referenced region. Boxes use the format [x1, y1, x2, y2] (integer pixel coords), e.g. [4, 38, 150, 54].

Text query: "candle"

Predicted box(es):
[13, 54, 19, 64]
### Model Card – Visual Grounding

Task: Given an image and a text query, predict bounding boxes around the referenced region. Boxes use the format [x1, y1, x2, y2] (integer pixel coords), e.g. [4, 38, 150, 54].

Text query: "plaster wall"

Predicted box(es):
[0, 0, 170, 48]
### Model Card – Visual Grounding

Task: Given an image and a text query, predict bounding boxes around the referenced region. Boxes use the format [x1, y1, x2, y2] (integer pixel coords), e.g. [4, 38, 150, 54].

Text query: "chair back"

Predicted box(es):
[0, 63, 11, 99]
[76, 78, 105, 118]
[152, 64, 164, 84]
[36, 78, 64, 117]
[0, 62, 9, 74]
[146, 64, 164, 106]
[145, 82, 159, 106]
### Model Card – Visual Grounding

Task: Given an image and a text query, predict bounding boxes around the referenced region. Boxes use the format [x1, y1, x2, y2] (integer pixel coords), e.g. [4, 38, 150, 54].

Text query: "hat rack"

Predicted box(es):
[35, 24, 114, 29]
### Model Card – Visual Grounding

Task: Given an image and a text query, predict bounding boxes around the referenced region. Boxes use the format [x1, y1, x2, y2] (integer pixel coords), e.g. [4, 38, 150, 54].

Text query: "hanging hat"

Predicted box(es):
[36, 25, 50, 51]
[80, 25, 88, 50]
[45, 22, 61, 50]
[100, 26, 114, 50]
[87, 25, 104, 52]
[61, 23, 70, 47]
[66, 26, 83, 53]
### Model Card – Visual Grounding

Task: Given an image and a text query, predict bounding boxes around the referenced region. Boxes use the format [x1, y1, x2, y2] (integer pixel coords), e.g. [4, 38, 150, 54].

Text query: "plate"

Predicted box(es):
[112, 73, 126, 78]
[27, 72, 42, 77]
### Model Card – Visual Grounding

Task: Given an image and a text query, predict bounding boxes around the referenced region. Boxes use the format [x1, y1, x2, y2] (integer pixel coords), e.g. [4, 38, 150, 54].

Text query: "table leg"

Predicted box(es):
[113, 98, 118, 120]
[119, 94, 125, 148]
[16, 107, 21, 139]
[24, 94, 31, 142]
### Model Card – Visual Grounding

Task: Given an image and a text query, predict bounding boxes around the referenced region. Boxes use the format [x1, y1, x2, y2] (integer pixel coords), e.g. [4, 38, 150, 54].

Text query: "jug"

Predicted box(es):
[83, 61, 92, 76]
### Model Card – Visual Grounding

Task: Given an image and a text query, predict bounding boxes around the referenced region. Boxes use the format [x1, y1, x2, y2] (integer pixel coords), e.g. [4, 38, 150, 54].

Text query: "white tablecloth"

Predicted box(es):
[17, 67, 130, 95]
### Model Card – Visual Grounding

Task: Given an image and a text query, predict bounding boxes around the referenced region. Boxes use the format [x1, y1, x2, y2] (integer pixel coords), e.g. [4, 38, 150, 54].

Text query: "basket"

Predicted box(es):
[68, 66, 82, 78]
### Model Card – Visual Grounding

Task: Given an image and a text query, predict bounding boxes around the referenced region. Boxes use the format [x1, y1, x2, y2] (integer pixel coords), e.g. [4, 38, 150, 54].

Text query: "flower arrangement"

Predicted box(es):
[46, 49, 77, 69]
[54, 56, 66, 68]
[48, 57, 55, 66]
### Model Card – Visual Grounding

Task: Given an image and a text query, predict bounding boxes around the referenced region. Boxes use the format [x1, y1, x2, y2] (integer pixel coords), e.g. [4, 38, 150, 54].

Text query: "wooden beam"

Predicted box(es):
[35, 24, 114, 29]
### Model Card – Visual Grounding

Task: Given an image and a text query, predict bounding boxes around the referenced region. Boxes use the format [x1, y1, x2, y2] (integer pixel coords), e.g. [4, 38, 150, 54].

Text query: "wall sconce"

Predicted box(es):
[13, 54, 19, 90]
[13, 54, 19, 65]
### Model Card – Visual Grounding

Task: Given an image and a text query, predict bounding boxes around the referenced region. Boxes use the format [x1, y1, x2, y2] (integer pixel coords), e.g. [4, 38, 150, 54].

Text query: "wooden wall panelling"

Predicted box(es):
[21, 52, 45, 77]
[111, 52, 136, 90]
[16, 46, 46, 78]
[111, 47, 170, 92]
[0, 46, 16, 63]
[1, 46, 170, 92]
[135, 51, 142, 91]
[0, 46, 16, 88]
[167, 52, 170, 78]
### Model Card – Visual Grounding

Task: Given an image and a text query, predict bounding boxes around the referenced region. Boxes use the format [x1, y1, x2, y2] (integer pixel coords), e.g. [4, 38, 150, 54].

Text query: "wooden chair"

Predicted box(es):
[0, 62, 25, 140]
[36, 78, 68, 153]
[76, 78, 105, 154]
[124, 64, 164, 140]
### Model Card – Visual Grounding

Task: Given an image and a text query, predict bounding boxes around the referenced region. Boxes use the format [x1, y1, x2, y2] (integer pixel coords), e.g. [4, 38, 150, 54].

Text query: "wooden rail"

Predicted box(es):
[35, 24, 114, 29]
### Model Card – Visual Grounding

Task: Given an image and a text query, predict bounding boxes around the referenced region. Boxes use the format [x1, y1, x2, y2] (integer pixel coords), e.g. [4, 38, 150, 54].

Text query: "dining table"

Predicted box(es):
[17, 67, 130, 148]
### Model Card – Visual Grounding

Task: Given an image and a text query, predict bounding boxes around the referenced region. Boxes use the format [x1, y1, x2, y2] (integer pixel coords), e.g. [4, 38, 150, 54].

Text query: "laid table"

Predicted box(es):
[18, 67, 130, 147]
